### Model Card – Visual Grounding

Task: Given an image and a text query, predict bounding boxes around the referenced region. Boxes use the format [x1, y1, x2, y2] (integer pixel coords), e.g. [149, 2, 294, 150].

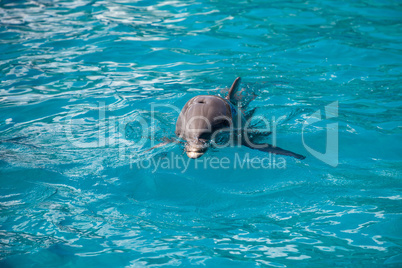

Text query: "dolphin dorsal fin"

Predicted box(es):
[226, 77, 241, 101]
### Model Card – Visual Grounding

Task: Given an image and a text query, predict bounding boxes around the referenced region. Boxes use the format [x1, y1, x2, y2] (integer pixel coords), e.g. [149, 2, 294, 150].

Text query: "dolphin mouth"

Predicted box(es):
[186, 150, 205, 159]
[185, 140, 208, 159]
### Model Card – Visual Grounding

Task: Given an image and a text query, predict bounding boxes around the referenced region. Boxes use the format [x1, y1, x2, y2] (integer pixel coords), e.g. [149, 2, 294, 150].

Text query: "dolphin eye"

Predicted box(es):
[199, 132, 211, 140]
[213, 120, 230, 130]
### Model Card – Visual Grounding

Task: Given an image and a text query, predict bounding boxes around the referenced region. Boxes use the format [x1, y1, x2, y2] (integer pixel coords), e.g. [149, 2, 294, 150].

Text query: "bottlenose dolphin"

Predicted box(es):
[175, 77, 305, 159]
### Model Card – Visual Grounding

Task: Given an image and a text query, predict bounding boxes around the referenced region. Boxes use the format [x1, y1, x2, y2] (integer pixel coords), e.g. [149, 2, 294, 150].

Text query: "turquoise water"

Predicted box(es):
[1, 0, 401, 267]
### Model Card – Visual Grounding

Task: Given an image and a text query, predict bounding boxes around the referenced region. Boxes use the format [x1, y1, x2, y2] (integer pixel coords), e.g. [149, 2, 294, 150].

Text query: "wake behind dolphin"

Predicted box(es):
[175, 77, 305, 160]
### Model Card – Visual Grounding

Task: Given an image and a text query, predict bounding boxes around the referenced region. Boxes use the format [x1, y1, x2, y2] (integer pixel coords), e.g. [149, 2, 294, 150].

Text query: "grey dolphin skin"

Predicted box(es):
[175, 77, 305, 160]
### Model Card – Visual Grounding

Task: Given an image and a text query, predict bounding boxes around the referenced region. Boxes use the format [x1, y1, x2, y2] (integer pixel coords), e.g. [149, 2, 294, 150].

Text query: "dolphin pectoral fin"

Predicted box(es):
[226, 77, 241, 101]
[245, 129, 272, 139]
[146, 138, 182, 152]
[244, 107, 257, 119]
[243, 142, 306, 160]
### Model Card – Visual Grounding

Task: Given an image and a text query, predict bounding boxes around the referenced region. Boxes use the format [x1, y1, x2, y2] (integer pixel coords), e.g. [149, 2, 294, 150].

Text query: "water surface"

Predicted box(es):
[0, 0, 401, 267]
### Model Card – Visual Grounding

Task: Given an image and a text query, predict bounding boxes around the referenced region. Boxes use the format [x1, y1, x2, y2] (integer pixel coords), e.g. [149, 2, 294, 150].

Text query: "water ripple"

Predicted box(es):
[1, 0, 401, 266]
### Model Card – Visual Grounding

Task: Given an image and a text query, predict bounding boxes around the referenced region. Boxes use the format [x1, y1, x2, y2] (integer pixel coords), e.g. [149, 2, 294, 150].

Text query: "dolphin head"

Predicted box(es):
[176, 95, 233, 159]
[182, 114, 213, 159]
